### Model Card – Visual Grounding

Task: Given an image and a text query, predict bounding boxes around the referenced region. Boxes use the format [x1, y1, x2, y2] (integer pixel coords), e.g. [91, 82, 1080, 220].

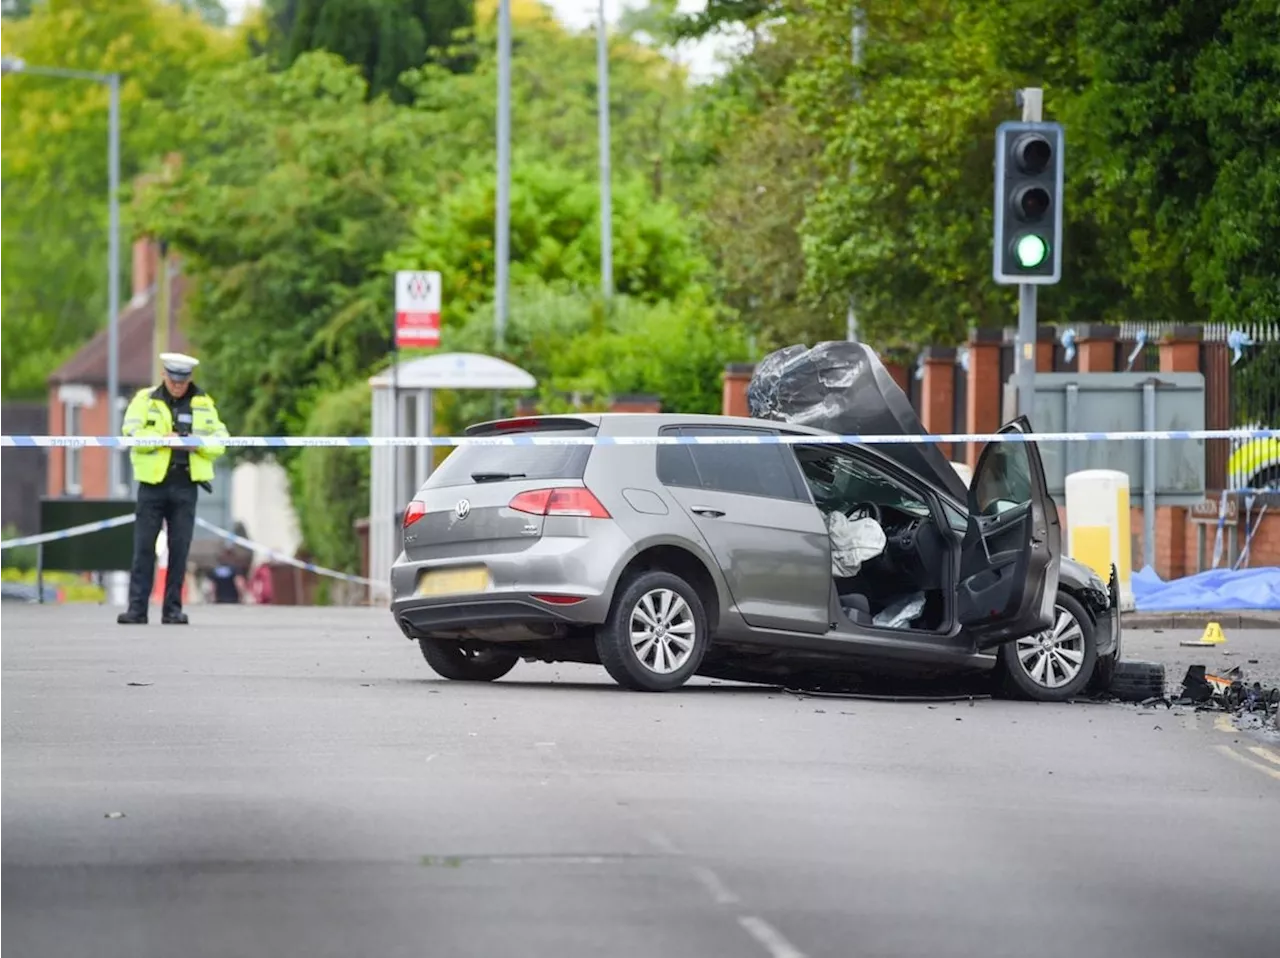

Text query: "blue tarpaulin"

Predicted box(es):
[1132, 565, 1280, 612]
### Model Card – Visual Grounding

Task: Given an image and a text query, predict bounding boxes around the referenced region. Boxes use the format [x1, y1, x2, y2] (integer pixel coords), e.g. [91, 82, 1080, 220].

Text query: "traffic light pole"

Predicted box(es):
[1015, 88, 1043, 422]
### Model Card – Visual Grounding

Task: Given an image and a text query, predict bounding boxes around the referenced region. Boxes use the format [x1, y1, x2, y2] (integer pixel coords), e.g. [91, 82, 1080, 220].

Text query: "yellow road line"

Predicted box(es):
[1215, 745, 1280, 782]
[1214, 715, 1236, 734]
[1247, 746, 1280, 767]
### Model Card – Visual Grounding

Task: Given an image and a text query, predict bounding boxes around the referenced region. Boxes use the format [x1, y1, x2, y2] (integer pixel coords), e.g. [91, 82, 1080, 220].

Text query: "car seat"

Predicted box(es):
[838, 591, 873, 626]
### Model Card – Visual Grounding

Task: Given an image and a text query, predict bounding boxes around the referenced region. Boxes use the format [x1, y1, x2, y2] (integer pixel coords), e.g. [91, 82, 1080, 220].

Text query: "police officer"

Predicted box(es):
[117, 352, 228, 625]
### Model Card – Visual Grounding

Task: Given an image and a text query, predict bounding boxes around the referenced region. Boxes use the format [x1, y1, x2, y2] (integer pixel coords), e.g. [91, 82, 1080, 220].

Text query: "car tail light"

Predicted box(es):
[532, 594, 586, 605]
[509, 488, 611, 519]
[403, 500, 427, 528]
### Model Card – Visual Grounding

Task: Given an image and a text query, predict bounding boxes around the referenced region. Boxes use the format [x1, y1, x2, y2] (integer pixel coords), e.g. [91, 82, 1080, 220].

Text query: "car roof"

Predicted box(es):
[467, 412, 833, 437]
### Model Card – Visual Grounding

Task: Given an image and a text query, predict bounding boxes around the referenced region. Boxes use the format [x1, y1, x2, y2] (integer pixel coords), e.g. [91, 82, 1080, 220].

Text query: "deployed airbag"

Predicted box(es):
[824, 511, 886, 578]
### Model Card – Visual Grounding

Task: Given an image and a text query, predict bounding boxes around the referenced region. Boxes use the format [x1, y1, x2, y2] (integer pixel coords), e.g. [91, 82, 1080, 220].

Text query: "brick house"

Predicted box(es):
[46, 238, 189, 498]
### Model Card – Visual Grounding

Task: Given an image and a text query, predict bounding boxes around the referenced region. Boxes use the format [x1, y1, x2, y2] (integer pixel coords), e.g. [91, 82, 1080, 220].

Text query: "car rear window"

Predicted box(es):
[425, 423, 598, 489]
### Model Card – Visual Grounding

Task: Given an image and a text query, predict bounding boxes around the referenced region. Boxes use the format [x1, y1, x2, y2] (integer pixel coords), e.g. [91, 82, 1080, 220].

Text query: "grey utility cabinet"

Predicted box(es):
[1003, 372, 1205, 506]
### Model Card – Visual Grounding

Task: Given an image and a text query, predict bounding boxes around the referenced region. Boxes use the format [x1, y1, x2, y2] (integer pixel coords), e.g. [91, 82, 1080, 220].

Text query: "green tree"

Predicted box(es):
[135, 52, 437, 444]
[289, 380, 371, 572]
[265, 0, 474, 99]
[404, 3, 689, 193]
[435, 284, 749, 432]
[783, 0, 1130, 348]
[673, 16, 841, 350]
[389, 159, 711, 324]
[175, 0, 228, 26]
[0, 0, 243, 398]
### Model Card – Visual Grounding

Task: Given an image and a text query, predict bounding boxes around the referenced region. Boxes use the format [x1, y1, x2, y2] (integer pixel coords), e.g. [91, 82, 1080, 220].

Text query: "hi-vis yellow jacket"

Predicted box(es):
[121, 384, 228, 485]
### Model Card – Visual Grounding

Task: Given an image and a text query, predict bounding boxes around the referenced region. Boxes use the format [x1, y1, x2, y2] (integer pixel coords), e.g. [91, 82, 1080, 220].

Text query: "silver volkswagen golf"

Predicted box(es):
[390, 352, 1119, 701]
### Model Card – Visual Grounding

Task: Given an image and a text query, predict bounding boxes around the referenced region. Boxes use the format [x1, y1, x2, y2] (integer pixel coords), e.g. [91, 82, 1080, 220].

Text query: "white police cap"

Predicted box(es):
[160, 352, 200, 379]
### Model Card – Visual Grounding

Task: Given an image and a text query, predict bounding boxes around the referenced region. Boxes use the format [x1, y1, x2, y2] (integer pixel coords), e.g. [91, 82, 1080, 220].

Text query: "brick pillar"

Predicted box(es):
[1035, 325, 1057, 372]
[514, 397, 539, 416]
[1156, 506, 1189, 580]
[1159, 325, 1202, 373]
[1075, 323, 1118, 372]
[722, 364, 754, 418]
[920, 347, 957, 460]
[965, 329, 1003, 468]
[882, 361, 910, 393]
[610, 394, 662, 414]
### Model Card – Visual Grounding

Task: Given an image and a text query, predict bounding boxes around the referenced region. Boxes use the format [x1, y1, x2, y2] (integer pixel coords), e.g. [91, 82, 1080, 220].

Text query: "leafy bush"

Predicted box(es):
[0, 525, 38, 571]
[288, 380, 372, 572]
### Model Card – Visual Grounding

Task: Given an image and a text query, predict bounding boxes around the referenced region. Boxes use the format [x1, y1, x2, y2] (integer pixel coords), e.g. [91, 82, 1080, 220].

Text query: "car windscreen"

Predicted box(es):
[425, 426, 598, 489]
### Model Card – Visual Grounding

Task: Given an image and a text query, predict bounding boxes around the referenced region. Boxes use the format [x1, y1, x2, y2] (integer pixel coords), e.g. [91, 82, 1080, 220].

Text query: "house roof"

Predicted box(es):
[48, 274, 191, 389]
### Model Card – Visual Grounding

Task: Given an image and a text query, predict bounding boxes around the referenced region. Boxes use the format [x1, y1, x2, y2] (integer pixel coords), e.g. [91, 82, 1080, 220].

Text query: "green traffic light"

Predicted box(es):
[1015, 234, 1049, 269]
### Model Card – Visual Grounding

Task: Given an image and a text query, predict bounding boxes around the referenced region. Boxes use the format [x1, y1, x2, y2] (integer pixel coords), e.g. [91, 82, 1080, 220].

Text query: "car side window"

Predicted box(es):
[796, 447, 930, 517]
[656, 426, 808, 501]
[973, 442, 1034, 516]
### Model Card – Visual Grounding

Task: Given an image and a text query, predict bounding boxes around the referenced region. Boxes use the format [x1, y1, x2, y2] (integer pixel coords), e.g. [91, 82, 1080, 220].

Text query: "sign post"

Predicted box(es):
[392, 271, 442, 521]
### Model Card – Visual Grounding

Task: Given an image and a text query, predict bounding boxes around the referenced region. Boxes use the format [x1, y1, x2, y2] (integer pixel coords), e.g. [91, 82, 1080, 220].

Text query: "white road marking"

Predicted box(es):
[1248, 746, 1280, 767]
[1216, 745, 1280, 782]
[425, 754, 437, 763]
[738, 915, 807, 958]
[690, 865, 739, 905]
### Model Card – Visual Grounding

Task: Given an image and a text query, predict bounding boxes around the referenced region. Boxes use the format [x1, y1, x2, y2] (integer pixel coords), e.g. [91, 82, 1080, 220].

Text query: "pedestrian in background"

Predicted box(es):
[117, 352, 229, 625]
[207, 546, 248, 604]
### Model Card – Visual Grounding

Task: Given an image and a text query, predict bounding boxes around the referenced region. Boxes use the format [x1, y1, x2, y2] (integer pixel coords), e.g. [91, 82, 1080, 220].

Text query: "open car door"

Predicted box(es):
[957, 417, 1061, 648]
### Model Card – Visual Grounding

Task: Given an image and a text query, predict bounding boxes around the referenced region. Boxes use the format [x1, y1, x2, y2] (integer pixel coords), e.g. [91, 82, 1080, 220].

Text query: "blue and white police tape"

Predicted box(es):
[194, 518, 390, 593]
[0, 513, 135, 550]
[2, 428, 1278, 449]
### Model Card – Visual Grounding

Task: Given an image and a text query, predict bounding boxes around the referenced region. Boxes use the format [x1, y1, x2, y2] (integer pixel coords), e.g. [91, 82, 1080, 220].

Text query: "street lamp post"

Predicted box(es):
[596, 0, 613, 301]
[2, 57, 123, 494]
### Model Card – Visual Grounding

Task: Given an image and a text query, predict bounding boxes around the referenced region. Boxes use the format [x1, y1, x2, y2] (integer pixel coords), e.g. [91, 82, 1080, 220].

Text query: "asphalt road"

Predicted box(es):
[3, 605, 1278, 958]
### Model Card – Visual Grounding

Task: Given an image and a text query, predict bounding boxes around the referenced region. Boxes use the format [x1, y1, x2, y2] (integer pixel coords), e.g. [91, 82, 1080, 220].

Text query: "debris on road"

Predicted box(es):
[1174, 664, 1280, 731]
[104, 812, 126, 819]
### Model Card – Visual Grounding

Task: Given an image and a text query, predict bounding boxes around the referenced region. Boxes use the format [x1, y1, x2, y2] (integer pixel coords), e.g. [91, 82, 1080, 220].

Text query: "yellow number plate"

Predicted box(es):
[416, 567, 491, 598]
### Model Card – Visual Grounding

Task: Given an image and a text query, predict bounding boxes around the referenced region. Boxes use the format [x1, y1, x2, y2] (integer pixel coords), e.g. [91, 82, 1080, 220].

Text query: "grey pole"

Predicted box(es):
[1015, 88, 1043, 422]
[596, 0, 613, 300]
[1142, 379, 1157, 571]
[107, 71, 121, 493]
[845, 7, 865, 342]
[494, 0, 512, 351]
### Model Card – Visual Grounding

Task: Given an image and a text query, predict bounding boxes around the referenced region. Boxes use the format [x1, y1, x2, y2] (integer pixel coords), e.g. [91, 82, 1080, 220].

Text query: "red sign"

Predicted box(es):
[395, 309, 440, 348]
[394, 271, 442, 349]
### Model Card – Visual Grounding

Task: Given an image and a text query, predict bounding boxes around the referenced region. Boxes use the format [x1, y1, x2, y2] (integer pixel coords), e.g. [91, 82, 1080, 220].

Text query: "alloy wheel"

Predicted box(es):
[1014, 604, 1087, 690]
[629, 588, 697, 674]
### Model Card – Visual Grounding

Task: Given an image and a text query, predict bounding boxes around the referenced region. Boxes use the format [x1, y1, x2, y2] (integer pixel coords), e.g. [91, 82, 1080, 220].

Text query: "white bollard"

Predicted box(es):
[1064, 469, 1135, 611]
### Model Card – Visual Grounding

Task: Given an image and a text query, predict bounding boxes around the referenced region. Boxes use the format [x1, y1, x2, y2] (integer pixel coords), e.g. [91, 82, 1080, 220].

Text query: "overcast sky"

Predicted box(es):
[220, 1, 742, 82]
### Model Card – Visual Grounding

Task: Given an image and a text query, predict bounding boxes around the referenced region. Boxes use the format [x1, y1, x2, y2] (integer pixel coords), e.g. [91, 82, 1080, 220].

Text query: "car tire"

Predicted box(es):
[1107, 660, 1167, 703]
[999, 591, 1098, 702]
[1090, 650, 1119, 693]
[596, 570, 709, 692]
[418, 638, 519, 682]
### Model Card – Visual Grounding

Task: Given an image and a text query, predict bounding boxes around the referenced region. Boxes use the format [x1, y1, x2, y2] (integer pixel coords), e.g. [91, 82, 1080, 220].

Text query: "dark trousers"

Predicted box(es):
[127, 479, 198, 617]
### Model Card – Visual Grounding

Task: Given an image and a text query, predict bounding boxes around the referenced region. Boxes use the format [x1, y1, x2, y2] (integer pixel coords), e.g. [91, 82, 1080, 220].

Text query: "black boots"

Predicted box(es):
[117, 611, 189, 625]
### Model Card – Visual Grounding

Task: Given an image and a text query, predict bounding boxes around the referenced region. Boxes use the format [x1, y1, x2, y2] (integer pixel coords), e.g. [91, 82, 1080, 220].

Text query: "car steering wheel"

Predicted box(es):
[844, 501, 882, 524]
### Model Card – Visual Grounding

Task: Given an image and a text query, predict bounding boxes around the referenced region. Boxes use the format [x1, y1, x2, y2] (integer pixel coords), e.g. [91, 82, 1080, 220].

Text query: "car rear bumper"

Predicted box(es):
[391, 590, 611, 641]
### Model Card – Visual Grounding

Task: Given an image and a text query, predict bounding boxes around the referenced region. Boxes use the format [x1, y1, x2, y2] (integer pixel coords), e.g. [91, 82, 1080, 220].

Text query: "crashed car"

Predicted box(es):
[389, 342, 1120, 702]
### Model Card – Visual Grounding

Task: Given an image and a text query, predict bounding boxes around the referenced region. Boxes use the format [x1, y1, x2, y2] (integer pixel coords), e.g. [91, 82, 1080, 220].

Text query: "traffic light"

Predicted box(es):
[993, 121, 1064, 285]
